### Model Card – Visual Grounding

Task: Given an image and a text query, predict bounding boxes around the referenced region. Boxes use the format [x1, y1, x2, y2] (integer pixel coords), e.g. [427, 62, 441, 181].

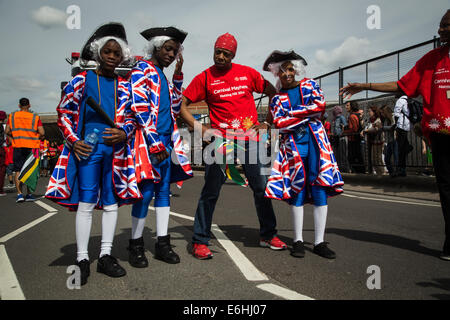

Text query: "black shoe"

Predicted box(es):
[76, 259, 90, 286]
[155, 234, 180, 264]
[313, 242, 336, 259]
[290, 241, 305, 258]
[97, 255, 126, 277]
[127, 237, 148, 268]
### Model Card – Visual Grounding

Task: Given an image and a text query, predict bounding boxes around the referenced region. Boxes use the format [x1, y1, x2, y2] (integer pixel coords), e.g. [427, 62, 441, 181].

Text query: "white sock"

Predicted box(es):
[156, 207, 170, 238]
[131, 216, 146, 239]
[291, 205, 304, 242]
[75, 202, 96, 262]
[100, 203, 118, 258]
[313, 205, 328, 246]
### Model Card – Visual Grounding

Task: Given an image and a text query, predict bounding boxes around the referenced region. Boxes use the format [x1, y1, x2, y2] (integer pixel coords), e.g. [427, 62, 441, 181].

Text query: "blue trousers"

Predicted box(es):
[131, 135, 172, 219]
[289, 128, 327, 207]
[78, 143, 117, 205]
[192, 140, 277, 245]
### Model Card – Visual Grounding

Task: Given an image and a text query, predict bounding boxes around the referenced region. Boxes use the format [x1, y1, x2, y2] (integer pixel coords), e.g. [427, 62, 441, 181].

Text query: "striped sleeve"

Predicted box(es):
[171, 73, 183, 116]
[56, 73, 85, 147]
[287, 79, 325, 118]
[129, 62, 165, 153]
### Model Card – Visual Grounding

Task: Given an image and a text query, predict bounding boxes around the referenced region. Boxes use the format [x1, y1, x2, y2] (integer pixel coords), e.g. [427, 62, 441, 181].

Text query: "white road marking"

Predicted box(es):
[211, 224, 269, 281]
[342, 193, 441, 207]
[0, 199, 58, 300]
[0, 200, 58, 243]
[0, 211, 58, 243]
[151, 206, 314, 300]
[256, 283, 314, 300]
[34, 200, 58, 213]
[0, 245, 25, 300]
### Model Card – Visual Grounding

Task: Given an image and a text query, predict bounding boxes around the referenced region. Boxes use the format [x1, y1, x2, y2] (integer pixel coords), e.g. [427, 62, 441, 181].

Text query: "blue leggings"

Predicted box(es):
[131, 136, 172, 218]
[78, 143, 117, 205]
[289, 154, 328, 207]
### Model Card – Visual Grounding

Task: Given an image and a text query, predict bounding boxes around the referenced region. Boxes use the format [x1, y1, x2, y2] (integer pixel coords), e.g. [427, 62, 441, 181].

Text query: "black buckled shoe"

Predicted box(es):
[127, 237, 148, 268]
[76, 259, 90, 286]
[97, 255, 126, 277]
[290, 241, 305, 258]
[313, 242, 336, 259]
[155, 234, 180, 264]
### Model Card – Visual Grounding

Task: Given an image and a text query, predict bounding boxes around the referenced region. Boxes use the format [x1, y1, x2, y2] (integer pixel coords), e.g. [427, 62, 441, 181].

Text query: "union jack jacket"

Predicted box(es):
[265, 78, 344, 202]
[127, 59, 193, 184]
[45, 71, 142, 210]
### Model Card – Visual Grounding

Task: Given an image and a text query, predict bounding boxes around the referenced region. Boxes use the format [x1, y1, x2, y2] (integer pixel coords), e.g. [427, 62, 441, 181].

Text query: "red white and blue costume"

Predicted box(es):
[265, 78, 343, 202]
[128, 59, 192, 194]
[45, 71, 142, 210]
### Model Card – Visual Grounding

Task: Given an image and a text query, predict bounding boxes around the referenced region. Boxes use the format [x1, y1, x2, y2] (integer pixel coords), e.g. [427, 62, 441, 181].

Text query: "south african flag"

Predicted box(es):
[18, 150, 40, 193]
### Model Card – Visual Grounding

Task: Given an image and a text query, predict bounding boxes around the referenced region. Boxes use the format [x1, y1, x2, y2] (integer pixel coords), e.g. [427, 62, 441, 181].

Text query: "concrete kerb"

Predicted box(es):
[191, 165, 440, 202]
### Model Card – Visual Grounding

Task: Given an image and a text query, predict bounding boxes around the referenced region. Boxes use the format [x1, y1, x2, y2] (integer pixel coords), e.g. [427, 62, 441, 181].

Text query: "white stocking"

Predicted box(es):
[131, 216, 146, 240]
[156, 207, 170, 238]
[75, 202, 96, 262]
[291, 205, 304, 243]
[100, 203, 118, 258]
[313, 205, 328, 246]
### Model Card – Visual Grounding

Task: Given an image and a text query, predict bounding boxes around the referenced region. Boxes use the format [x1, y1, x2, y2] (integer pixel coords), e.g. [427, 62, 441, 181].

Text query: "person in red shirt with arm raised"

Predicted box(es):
[179, 33, 287, 260]
[340, 9, 450, 261]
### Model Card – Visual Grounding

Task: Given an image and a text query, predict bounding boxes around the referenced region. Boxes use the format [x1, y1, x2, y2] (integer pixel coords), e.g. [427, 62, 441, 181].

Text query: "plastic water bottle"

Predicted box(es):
[80, 128, 99, 160]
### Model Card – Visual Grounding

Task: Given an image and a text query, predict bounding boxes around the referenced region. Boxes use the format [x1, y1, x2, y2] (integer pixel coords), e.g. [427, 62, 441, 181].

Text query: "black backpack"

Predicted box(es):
[405, 98, 423, 124]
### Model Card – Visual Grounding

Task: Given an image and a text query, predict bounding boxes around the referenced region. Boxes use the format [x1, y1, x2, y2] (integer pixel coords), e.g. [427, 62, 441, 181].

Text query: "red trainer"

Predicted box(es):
[192, 243, 213, 259]
[259, 236, 287, 250]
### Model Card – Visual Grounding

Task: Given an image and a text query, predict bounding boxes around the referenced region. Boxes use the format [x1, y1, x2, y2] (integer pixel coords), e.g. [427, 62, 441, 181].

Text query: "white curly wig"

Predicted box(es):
[89, 36, 132, 64]
[267, 59, 307, 91]
[143, 35, 184, 60]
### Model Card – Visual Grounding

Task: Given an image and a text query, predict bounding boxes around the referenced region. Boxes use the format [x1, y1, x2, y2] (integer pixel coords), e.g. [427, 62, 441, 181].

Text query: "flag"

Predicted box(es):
[215, 137, 248, 187]
[18, 151, 40, 192]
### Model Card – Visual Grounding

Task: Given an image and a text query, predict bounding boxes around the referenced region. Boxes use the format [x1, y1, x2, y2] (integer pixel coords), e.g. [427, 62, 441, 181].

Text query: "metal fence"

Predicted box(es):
[313, 37, 441, 174]
[315, 37, 441, 105]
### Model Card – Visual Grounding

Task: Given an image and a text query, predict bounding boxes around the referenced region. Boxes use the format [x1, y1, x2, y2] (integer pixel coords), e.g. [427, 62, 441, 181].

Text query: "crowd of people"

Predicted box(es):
[0, 104, 63, 199]
[327, 97, 423, 177]
[0, 9, 448, 287]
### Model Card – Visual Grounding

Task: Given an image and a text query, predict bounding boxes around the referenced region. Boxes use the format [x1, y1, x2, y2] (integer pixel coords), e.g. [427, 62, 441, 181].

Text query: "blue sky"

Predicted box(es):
[0, 0, 447, 114]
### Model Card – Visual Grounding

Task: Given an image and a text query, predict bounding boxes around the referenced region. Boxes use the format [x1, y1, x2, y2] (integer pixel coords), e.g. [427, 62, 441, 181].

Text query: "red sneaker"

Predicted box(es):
[259, 236, 287, 250]
[192, 243, 213, 259]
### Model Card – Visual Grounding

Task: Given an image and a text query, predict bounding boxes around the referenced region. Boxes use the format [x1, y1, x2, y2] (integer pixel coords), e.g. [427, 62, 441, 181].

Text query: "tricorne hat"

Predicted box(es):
[140, 26, 188, 44]
[263, 50, 307, 71]
[80, 22, 128, 61]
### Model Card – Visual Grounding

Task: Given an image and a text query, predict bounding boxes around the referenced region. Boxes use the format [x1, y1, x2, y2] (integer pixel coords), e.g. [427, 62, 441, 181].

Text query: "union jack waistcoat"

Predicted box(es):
[127, 59, 192, 184]
[265, 78, 344, 202]
[45, 71, 142, 210]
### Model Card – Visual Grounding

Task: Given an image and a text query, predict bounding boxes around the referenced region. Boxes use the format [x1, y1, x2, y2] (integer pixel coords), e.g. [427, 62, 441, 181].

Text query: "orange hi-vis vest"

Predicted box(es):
[8, 111, 41, 148]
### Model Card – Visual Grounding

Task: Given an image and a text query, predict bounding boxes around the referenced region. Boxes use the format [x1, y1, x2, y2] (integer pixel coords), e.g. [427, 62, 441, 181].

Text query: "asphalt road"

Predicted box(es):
[0, 172, 449, 301]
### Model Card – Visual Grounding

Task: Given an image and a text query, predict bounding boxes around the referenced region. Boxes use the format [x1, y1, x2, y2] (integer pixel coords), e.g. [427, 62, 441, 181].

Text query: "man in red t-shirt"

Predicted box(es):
[180, 33, 287, 259]
[340, 9, 450, 261]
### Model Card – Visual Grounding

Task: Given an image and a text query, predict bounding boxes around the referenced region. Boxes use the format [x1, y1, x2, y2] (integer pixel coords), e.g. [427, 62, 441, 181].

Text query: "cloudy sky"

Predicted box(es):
[0, 0, 447, 114]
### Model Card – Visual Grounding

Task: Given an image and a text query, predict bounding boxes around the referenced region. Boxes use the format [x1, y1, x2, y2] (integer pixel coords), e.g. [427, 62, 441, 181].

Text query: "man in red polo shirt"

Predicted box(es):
[180, 33, 287, 259]
[340, 9, 450, 261]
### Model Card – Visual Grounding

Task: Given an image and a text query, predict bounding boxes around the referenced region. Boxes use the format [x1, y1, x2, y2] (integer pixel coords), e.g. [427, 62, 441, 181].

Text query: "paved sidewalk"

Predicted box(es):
[191, 166, 440, 203]
[341, 173, 440, 202]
